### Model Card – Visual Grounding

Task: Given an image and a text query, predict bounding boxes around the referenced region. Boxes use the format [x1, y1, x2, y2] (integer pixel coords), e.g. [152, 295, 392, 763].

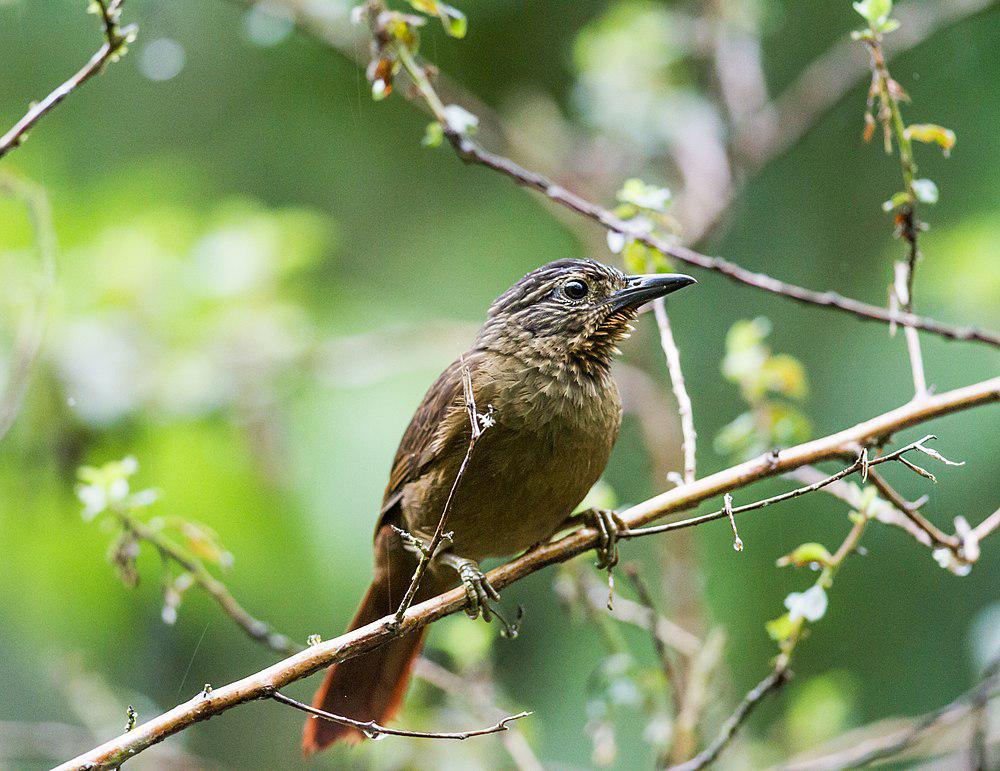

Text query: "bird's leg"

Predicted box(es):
[436, 552, 501, 622]
[580, 508, 628, 569]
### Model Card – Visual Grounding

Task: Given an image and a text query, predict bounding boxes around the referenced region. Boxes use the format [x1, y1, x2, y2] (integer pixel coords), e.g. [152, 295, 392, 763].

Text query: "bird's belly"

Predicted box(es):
[403, 417, 614, 561]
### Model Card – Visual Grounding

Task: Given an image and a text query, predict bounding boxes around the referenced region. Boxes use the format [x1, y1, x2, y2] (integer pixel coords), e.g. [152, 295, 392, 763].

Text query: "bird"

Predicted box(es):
[303, 258, 695, 753]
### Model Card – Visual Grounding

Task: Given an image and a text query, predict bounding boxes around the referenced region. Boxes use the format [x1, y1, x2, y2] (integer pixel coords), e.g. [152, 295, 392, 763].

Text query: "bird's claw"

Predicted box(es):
[456, 560, 501, 622]
[585, 508, 627, 570]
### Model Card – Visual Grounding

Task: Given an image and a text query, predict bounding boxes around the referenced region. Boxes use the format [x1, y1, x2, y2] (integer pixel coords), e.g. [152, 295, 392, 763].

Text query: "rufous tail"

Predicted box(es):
[302, 526, 443, 755]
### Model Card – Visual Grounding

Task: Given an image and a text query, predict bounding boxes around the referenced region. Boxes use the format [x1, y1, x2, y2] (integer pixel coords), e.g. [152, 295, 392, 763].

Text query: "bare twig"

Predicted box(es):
[573, 570, 702, 659]
[118, 514, 303, 657]
[668, 659, 790, 771]
[782, 659, 999, 770]
[653, 299, 697, 484]
[866, 468, 958, 550]
[393, 359, 487, 621]
[414, 657, 543, 771]
[0, 1, 134, 160]
[622, 564, 683, 717]
[0, 174, 56, 442]
[53, 377, 1000, 770]
[272, 691, 530, 741]
[620, 434, 959, 540]
[734, 0, 997, 168]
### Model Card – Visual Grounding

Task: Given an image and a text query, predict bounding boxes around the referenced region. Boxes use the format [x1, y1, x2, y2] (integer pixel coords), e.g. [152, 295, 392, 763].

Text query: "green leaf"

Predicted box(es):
[616, 178, 671, 212]
[905, 123, 956, 155]
[409, 0, 467, 38]
[777, 542, 833, 568]
[766, 612, 802, 643]
[912, 178, 939, 204]
[422, 121, 444, 147]
[879, 17, 900, 33]
[852, 0, 892, 26]
[438, 3, 467, 38]
[882, 191, 910, 212]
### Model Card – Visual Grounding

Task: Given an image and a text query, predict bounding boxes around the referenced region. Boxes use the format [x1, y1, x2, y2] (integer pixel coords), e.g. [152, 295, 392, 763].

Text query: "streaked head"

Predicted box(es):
[477, 259, 695, 368]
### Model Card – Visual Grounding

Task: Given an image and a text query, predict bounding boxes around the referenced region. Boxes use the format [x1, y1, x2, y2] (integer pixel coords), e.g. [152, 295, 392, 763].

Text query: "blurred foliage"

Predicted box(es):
[1, 0, 999, 769]
[715, 317, 810, 460]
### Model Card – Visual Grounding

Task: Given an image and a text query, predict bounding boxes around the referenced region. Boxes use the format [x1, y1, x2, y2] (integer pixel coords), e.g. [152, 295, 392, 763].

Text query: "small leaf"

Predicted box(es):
[905, 123, 956, 155]
[852, 0, 893, 27]
[911, 178, 939, 204]
[882, 191, 910, 212]
[766, 612, 802, 643]
[422, 121, 444, 147]
[617, 178, 671, 212]
[777, 543, 833, 569]
[879, 17, 900, 33]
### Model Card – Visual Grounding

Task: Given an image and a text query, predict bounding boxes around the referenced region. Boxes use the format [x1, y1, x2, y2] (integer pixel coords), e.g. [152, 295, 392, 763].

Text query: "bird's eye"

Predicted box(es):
[563, 279, 589, 300]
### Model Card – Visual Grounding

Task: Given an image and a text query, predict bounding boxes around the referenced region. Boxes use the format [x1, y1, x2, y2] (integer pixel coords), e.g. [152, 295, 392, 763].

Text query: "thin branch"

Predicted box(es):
[393, 359, 487, 621]
[620, 434, 956, 540]
[362, 5, 1000, 349]
[573, 570, 702, 659]
[782, 659, 999, 770]
[53, 376, 1000, 770]
[0, 174, 56, 442]
[653, 299, 697, 484]
[271, 691, 530, 741]
[733, 0, 997, 169]
[621, 564, 684, 717]
[971, 507, 1000, 544]
[866, 468, 958, 549]
[120, 515, 303, 657]
[413, 657, 543, 771]
[0, 1, 134, 161]
[667, 659, 790, 771]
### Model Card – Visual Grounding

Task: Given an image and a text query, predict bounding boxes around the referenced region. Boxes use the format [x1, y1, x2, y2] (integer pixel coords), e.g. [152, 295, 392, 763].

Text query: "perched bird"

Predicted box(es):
[303, 258, 695, 753]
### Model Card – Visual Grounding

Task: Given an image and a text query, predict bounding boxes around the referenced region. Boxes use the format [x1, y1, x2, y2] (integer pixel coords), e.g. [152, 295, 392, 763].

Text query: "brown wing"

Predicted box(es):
[375, 354, 473, 535]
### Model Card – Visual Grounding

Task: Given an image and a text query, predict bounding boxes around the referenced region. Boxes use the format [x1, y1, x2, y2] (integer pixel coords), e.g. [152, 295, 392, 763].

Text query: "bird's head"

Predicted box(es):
[477, 259, 696, 372]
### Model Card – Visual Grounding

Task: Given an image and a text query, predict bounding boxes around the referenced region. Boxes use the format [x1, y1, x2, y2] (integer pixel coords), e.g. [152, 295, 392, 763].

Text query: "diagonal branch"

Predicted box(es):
[0, 1, 134, 161]
[364, 6, 1000, 349]
[54, 376, 999, 770]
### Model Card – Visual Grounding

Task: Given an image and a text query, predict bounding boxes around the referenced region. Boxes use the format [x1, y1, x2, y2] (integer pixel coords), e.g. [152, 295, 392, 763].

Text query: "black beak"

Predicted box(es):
[610, 273, 697, 311]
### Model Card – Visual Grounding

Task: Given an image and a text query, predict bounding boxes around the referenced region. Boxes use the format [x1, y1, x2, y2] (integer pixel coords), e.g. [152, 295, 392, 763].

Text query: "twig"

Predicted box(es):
[119, 514, 303, 657]
[669, 628, 727, 764]
[0, 1, 134, 160]
[393, 360, 486, 622]
[866, 468, 958, 550]
[622, 564, 684, 717]
[782, 659, 999, 770]
[362, 5, 1000, 349]
[272, 691, 530, 741]
[52, 376, 1000, 770]
[0, 174, 56, 442]
[971, 507, 1000, 544]
[413, 658, 544, 771]
[863, 30, 930, 398]
[653, 299, 697, 484]
[734, 0, 995, 169]
[574, 570, 702, 659]
[668, 659, 790, 771]
[620, 434, 958, 540]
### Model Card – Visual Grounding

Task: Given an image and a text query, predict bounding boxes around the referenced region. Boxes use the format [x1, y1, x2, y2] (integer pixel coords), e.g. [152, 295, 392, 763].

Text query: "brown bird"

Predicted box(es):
[303, 258, 695, 753]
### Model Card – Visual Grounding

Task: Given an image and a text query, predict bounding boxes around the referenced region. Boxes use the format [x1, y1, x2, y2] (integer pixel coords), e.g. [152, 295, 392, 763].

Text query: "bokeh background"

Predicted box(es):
[1, 0, 998, 768]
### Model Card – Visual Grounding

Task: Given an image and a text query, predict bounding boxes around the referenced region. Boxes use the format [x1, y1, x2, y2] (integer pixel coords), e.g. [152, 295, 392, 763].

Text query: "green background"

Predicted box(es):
[1, 0, 998, 768]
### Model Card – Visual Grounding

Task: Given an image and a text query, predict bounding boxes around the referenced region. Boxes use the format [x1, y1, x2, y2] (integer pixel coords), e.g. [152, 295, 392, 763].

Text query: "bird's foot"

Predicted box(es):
[582, 508, 628, 570]
[439, 554, 501, 622]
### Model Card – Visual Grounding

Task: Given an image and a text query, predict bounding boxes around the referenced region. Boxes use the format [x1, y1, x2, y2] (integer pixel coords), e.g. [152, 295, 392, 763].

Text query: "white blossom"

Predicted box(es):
[784, 584, 828, 622]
